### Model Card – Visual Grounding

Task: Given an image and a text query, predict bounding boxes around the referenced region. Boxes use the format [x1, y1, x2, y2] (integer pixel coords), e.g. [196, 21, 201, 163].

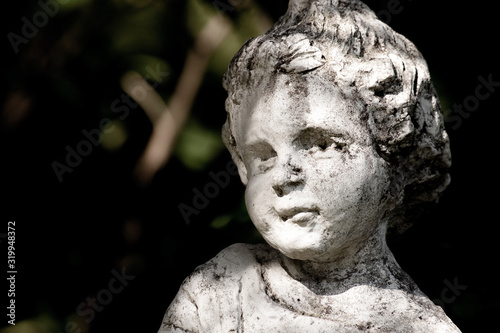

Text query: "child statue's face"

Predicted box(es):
[236, 74, 392, 262]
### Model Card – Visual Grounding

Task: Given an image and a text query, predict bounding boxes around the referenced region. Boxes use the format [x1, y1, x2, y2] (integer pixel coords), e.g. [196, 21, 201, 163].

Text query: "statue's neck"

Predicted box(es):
[278, 228, 411, 295]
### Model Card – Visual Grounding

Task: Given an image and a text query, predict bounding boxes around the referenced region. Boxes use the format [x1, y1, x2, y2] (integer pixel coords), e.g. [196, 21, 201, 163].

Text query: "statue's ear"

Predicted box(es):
[222, 122, 248, 186]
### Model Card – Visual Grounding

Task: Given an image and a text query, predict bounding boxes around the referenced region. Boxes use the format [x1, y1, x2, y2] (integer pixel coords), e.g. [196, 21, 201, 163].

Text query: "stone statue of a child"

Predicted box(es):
[159, 0, 460, 331]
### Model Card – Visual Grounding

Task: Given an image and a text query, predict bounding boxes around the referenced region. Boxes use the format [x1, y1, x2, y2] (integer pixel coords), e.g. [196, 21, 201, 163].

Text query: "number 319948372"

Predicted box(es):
[7, 221, 16, 270]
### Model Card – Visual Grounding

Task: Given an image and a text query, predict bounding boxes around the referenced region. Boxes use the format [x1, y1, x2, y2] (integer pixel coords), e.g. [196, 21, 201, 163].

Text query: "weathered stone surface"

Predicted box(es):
[159, 0, 458, 331]
[160, 244, 459, 332]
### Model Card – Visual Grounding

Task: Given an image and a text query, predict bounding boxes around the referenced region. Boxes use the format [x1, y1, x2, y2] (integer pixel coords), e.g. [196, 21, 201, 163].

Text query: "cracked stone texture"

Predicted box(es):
[159, 0, 457, 331]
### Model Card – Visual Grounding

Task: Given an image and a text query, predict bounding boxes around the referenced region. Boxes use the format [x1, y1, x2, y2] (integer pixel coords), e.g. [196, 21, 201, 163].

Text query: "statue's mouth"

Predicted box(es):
[277, 207, 319, 223]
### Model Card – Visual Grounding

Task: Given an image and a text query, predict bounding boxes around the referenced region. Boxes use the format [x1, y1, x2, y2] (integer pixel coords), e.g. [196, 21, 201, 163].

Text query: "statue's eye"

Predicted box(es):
[252, 142, 277, 162]
[258, 147, 277, 162]
[244, 141, 277, 173]
[313, 137, 335, 151]
[294, 128, 348, 153]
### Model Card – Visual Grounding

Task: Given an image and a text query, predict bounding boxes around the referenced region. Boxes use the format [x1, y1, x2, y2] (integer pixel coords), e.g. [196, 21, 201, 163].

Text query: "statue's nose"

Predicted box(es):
[272, 157, 305, 197]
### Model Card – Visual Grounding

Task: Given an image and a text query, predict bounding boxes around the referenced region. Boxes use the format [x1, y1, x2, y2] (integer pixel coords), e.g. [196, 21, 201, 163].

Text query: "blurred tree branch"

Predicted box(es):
[129, 14, 233, 186]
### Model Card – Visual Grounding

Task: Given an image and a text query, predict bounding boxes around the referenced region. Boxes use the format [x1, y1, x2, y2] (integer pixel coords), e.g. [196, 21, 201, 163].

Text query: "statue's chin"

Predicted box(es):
[268, 238, 338, 262]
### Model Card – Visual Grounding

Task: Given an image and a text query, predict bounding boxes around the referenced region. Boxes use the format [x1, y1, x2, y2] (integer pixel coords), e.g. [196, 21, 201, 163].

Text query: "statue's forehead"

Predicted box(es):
[236, 74, 369, 146]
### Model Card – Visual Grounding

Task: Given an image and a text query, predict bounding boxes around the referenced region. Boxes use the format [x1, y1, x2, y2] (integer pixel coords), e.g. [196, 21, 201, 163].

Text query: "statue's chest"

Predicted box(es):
[240, 288, 396, 332]
[234, 265, 421, 332]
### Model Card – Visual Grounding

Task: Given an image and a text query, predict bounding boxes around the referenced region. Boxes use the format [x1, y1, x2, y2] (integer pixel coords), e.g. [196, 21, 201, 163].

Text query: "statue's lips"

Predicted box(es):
[277, 207, 320, 223]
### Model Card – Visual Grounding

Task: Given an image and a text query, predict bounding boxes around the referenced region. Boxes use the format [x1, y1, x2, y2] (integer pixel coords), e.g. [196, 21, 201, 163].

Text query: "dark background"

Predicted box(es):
[1, 0, 498, 332]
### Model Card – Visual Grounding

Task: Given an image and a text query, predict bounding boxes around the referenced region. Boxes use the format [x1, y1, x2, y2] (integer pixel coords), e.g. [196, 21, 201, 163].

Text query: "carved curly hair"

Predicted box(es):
[222, 0, 451, 234]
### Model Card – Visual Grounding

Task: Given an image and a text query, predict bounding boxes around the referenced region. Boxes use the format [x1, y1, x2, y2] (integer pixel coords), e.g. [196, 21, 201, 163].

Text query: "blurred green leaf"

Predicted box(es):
[174, 117, 225, 170]
[101, 119, 128, 151]
[211, 214, 232, 229]
[109, 1, 167, 54]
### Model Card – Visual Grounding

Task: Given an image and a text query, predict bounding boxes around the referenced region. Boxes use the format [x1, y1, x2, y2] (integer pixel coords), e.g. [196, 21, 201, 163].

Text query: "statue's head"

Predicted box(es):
[222, 0, 451, 261]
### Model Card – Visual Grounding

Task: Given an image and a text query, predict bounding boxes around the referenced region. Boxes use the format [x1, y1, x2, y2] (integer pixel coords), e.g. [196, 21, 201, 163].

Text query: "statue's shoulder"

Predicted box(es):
[350, 286, 462, 332]
[212, 242, 274, 266]
[158, 243, 274, 332]
[178, 242, 275, 297]
[190, 242, 274, 278]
